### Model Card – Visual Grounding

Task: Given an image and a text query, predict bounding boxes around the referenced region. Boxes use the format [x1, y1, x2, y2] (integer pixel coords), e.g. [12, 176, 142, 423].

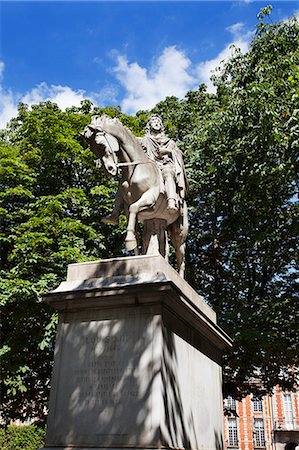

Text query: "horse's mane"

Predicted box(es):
[113, 117, 136, 137]
[92, 114, 139, 142]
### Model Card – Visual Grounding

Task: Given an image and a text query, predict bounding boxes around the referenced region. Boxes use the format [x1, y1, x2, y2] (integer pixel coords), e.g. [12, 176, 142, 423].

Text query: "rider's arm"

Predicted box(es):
[159, 141, 176, 158]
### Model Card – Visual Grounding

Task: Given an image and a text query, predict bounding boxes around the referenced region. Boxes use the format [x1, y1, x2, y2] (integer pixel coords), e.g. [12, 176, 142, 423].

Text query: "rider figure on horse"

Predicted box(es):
[102, 114, 187, 224]
[139, 114, 187, 213]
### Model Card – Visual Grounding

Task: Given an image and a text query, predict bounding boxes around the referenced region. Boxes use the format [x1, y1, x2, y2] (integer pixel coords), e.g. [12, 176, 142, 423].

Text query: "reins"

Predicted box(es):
[117, 160, 154, 168]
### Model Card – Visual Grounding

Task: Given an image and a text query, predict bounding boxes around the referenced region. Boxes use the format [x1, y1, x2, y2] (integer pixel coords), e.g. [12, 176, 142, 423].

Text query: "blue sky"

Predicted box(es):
[0, 1, 298, 127]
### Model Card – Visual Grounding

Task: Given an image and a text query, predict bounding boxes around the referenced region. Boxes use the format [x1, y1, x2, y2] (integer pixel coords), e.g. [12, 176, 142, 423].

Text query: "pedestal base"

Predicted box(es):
[41, 255, 231, 450]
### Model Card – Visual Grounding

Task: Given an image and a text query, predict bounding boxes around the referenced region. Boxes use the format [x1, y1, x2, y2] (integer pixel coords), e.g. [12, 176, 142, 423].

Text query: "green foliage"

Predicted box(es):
[0, 101, 143, 422]
[0, 425, 46, 450]
[154, 9, 298, 396]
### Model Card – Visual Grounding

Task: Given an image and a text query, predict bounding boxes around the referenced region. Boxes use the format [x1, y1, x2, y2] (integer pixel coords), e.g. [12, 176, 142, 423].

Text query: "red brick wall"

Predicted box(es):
[224, 386, 299, 450]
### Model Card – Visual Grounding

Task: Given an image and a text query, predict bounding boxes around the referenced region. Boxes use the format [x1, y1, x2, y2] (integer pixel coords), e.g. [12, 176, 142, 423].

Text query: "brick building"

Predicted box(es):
[224, 387, 299, 450]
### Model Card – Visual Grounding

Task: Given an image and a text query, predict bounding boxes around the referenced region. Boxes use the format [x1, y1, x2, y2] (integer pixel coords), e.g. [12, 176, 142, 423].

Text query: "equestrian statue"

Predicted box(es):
[82, 114, 188, 277]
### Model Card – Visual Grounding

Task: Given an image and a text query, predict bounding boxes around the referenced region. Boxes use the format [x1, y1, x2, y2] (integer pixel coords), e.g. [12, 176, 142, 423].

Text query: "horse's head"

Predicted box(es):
[82, 124, 119, 177]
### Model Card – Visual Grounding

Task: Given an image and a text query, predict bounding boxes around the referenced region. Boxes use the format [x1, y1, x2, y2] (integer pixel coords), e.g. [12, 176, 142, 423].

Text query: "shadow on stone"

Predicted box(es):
[214, 429, 224, 450]
[41, 255, 232, 450]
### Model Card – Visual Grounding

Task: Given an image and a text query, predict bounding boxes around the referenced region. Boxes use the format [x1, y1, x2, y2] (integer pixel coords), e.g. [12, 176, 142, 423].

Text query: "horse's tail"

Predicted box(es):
[168, 201, 188, 244]
[167, 201, 188, 277]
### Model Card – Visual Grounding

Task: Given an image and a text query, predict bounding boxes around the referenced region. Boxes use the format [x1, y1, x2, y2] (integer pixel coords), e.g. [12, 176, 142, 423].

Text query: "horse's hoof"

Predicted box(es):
[125, 239, 137, 251]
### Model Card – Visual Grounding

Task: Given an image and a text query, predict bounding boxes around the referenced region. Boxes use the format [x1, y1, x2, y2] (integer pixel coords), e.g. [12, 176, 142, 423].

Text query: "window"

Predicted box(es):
[283, 393, 294, 429]
[228, 417, 239, 447]
[252, 396, 263, 413]
[254, 418, 265, 447]
[227, 396, 237, 410]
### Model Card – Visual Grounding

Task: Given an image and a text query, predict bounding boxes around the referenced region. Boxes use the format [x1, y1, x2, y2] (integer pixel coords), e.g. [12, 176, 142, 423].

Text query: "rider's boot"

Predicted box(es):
[101, 214, 119, 225]
[163, 167, 178, 213]
[101, 189, 123, 225]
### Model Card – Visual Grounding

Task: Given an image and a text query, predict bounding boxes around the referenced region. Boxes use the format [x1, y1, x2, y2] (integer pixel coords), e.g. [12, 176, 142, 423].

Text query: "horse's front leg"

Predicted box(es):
[125, 188, 158, 251]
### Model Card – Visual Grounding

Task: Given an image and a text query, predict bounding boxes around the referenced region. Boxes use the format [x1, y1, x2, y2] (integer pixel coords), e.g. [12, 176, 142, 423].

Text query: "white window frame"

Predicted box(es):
[228, 417, 239, 447]
[283, 393, 294, 429]
[227, 395, 237, 410]
[252, 396, 263, 413]
[254, 418, 266, 448]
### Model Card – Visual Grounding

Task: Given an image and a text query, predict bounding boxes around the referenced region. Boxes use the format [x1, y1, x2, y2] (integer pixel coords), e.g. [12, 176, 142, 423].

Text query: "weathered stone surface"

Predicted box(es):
[41, 255, 232, 450]
[82, 114, 189, 277]
[49, 254, 216, 326]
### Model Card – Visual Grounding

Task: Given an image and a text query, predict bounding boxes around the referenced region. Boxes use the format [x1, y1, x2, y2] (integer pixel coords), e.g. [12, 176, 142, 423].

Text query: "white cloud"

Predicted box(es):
[22, 83, 86, 110]
[0, 23, 254, 126]
[196, 39, 250, 92]
[196, 23, 252, 92]
[0, 88, 18, 130]
[92, 85, 119, 106]
[226, 21, 253, 42]
[113, 46, 195, 114]
[0, 64, 88, 129]
[226, 22, 245, 36]
[111, 25, 252, 113]
[0, 61, 19, 129]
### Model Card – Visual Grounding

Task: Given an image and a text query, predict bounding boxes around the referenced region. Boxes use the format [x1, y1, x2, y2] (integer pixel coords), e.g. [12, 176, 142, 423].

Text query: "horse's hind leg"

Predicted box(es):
[125, 188, 158, 251]
[168, 218, 187, 278]
[172, 235, 186, 277]
[177, 242, 186, 277]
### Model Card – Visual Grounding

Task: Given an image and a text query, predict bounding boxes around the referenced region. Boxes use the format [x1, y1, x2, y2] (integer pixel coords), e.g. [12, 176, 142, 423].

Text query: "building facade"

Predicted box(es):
[224, 387, 299, 450]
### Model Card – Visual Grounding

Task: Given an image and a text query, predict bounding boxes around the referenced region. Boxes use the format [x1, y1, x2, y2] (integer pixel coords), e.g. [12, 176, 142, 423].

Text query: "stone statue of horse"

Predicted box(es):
[82, 115, 188, 277]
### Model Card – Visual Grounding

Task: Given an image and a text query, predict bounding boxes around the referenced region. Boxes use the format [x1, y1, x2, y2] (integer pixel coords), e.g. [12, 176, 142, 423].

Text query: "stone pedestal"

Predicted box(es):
[41, 255, 232, 450]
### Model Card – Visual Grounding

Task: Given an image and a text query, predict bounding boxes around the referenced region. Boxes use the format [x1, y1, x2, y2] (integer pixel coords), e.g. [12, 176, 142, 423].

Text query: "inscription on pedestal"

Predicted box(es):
[73, 335, 138, 406]
[47, 310, 156, 445]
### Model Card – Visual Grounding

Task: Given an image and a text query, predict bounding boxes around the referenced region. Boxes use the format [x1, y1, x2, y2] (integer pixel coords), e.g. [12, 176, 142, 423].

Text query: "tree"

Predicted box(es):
[154, 8, 298, 396]
[0, 101, 145, 422]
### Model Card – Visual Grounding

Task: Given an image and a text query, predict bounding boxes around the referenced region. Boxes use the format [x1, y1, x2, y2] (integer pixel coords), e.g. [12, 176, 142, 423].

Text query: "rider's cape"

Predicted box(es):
[139, 135, 188, 201]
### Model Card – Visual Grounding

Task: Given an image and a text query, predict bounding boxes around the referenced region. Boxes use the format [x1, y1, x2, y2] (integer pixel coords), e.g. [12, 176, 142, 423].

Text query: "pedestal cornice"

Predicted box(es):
[43, 255, 232, 351]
